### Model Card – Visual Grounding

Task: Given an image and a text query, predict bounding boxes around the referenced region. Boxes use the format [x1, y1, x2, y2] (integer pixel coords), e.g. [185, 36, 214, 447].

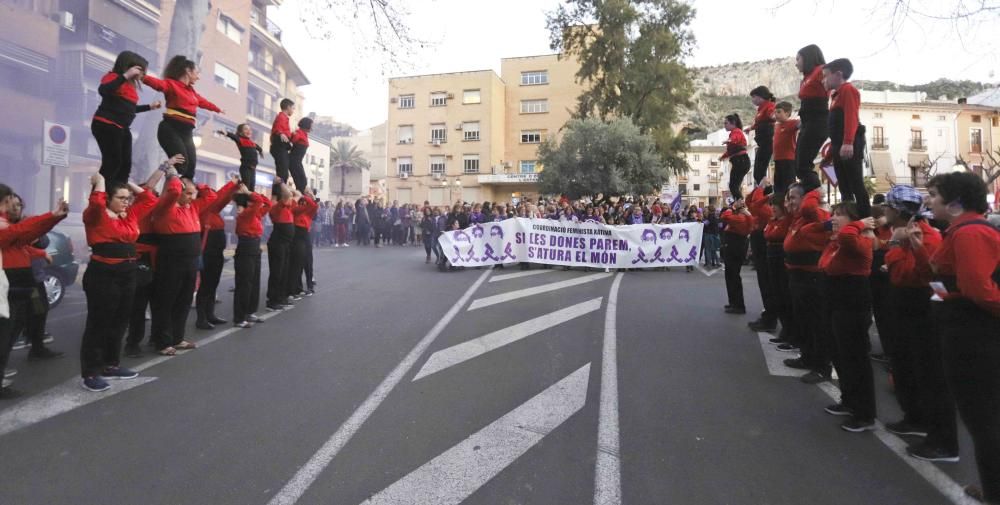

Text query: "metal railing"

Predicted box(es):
[247, 101, 276, 123]
[871, 139, 889, 150]
[87, 21, 158, 67]
[249, 55, 279, 81]
[909, 139, 928, 151]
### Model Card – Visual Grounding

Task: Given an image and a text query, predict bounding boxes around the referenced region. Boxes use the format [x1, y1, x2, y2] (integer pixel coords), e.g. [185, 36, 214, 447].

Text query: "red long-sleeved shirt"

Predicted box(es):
[885, 221, 942, 288]
[83, 190, 158, 265]
[290, 129, 310, 147]
[820, 221, 873, 277]
[750, 101, 776, 131]
[270, 199, 295, 225]
[721, 128, 748, 160]
[925, 212, 1000, 316]
[271, 111, 292, 138]
[0, 213, 64, 269]
[150, 177, 208, 235]
[745, 187, 773, 231]
[141, 75, 220, 125]
[784, 190, 831, 271]
[293, 195, 318, 230]
[764, 214, 792, 243]
[197, 181, 238, 232]
[236, 193, 271, 238]
[799, 66, 827, 100]
[830, 82, 861, 146]
[721, 209, 754, 236]
[773, 119, 799, 161]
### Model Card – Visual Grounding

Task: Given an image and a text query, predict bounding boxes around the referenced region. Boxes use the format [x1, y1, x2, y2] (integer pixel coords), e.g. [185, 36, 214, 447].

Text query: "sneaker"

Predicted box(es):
[248, 314, 263, 323]
[101, 366, 139, 380]
[800, 370, 830, 384]
[279, 303, 294, 309]
[841, 418, 877, 433]
[266, 304, 284, 312]
[724, 306, 747, 314]
[11, 339, 28, 351]
[344, 244, 349, 247]
[234, 321, 251, 328]
[824, 403, 854, 416]
[334, 244, 340, 248]
[783, 357, 810, 370]
[27, 347, 64, 361]
[776, 343, 799, 353]
[885, 420, 929, 437]
[82, 376, 111, 392]
[124, 344, 143, 358]
[3, 369, 15, 379]
[768, 337, 787, 345]
[304, 290, 315, 296]
[0, 385, 23, 399]
[906, 443, 959, 463]
[289, 295, 303, 302]
[1, 378, 11, 389]
[748, 319, 777, 332]
[870, 353, 890, 364]
[42, 334, 54, 344]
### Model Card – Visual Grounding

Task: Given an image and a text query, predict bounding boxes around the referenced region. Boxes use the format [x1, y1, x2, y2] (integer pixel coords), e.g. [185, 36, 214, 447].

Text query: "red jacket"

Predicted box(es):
[270, 199, 295, 225]
[141, 75, 220, 125]
[830, 82, 861, 146]
[925, 212, 1000, 316]
[750, 101, 776, 131]
[721, 128, 748, 160]
[83, 190, 158, 265]
[150, 177, 208, 235]
[764, 214, 792, 243]
[197, 181, 239, 232]
[799, 66, 827, 100]
[773, 119, 799, 161]
[290, 129, 310, 147]
[236, 193, 271, 238]
[271, 111, 292, 138]
[293, 195, 318, 230]
[0, 213, 65, 270]
[783, 190, 830, 271]
[745, 187, 773, 232]
[885, 221, 942, 288]
[820, 221, 873, 277]
[721, 209, 753, 236]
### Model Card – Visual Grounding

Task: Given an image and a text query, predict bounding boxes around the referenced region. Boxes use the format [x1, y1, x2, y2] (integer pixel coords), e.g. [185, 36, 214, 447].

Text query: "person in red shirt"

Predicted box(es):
[267, 181, 296, 310]
[270, 99, 296, 183]
[746, 180, 778, 331]
[794, 44, 828, 193]
[122, 166, 169, 358]
[289, 117, 313, 191]
[823, 58, 870, 218]
[819, 202, 877, 432]
[763, 190, 795, 348]
[194, 174, 239, 330]
[746, 86, 777, 185]
[877, 185, 958, 463]
[773, 101, 800, 194]
[721, 199, 753, 313]
[232, 185, 271, 327]
[925, 172, 1000, 503]
[91, 51, 161, 184]
[289, 189, 318, 297]
[142, 55, 224, 179]
[721, 114, 751, 200]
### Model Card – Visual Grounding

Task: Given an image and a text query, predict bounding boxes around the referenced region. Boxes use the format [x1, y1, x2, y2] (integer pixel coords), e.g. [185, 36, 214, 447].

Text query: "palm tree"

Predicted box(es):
[331, 140, 369, 196]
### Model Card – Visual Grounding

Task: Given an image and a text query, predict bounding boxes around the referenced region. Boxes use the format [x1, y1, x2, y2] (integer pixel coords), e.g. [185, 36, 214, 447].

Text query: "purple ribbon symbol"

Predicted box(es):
[687, 246, 698, 263]
[501, 242, 517, 261]
[669, 246, 682, 263]
[650, 246, 665, 263]
[481, 243, 501, 262]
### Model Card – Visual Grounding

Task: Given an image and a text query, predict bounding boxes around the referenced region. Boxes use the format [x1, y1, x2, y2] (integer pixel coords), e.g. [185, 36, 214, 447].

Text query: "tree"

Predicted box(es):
[331, 140, 370, 196]
[546, 0, 696, 176]
[537, 118, 668, 199]
[956, 145, 1000, 186]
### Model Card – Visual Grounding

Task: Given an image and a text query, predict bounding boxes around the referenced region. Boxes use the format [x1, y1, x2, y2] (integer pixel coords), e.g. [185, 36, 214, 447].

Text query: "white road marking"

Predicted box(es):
[267, 269, 493, 505]
[0, 377, 157, 437]
[756, 332, 802, 377]
[595, 273, 624, 505]
[696, 264, 722, 277]
[814, 382, 976, 505]
[362, 363, 591, 505]
[413, 297, 603, 381]
[488, 269, 556, 283]
[468, 272, 612, 311]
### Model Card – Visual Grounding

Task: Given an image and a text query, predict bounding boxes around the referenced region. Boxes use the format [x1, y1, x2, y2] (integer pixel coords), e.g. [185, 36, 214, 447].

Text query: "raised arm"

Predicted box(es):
[141, 74, 167, 92]
[195, 91, 222, 113]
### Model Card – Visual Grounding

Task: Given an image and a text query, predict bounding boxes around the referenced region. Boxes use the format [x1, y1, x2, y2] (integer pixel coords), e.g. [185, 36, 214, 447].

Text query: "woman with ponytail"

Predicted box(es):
[793, 44, 828, 192]
[747, 86, 776, 185]
[720, 114, 751, 200]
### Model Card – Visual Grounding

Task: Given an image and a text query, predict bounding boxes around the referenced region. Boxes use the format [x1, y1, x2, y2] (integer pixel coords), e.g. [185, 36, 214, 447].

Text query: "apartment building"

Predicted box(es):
[954, 103, 1000, 179]
[304, 135, 331, 202]
[385, 54, 585, 206]
[679, 145, 725, 207]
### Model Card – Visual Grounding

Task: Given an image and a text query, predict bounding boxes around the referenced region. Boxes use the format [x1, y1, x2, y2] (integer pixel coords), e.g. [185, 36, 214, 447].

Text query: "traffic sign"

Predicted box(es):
[42, 121, 70, 168]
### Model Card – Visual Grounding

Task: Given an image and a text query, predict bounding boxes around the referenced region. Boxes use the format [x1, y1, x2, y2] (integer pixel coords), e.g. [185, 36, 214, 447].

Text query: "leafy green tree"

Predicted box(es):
[537, 118, 668, 199]
[546, 0, 696, 175]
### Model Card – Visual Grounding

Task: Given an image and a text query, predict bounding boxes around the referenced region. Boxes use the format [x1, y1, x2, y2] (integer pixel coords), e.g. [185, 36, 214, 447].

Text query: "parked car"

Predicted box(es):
[42, 230, 79, 308]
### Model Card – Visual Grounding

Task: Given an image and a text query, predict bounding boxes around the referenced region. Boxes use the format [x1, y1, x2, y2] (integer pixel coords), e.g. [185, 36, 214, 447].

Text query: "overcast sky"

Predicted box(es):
[271, 0, 999, 130]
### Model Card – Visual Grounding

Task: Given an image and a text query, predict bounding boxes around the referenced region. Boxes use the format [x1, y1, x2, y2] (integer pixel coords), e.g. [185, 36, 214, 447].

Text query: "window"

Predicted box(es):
[872, 126, 886, 148]
[399, 94, 414, 109]
[937, 115, 947, 121]
[520, 130, 541, 143]
[213, 63, 239, 92]
[874, 112, 883, 119]
[430, 92, 447, 107]
[691, 170, 700, 177]
[521, 70, 549, 86]
[430, 156, 446, 174]
[520, 160, 537, 173]
[397, 125, 414, 144]
[430, 123, 446, 143]
[693, 154, 700, 162]
[993, 117, 999, 127]
[972, 115, 982, 123]
[216, 14, 243, 44]
[971, 128, 983, 153]
[910, 129, 924, 150]
[463, 154, 480, 174]
[463, 89, 481, 104]
[520, 99, 548, 114]
[462, 121, 480, 141]
[693, 184, 701, 191]
[912, 114, 921, 120]
[397, 157, 413, 175]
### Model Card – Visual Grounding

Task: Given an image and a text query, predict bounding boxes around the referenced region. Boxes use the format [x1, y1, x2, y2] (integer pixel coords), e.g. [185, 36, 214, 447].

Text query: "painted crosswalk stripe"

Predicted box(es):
[488, 269, 556, 283]
[595, 273, 623, 505]
[362, 363, 591, 505]
[468, 272, 612, 311]
[413, 298, 603, 381]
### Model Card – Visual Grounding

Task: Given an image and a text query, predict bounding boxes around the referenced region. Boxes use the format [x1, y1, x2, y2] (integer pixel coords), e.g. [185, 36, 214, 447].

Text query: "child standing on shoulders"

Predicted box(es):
[773, 101, 800, 194]
[823, 58, 870, 217]
[270, 99, 295, 183]
[794, 44, 828, 192]
[218, 124, 263, 186]
[747, 86, 777, 185]
[721, 114, 751, 201]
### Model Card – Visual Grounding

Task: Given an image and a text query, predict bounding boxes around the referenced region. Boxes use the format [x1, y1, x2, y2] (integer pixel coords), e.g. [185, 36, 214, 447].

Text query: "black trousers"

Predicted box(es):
[723, 233, 747, 309]
[233, 238, 262, 323]
[766, 246, 794, 339]
[0, 317, 12, 385]
[150, 253, 197, 349]
[289, 144, 308, 191]
[773, 159, 796, 195]
[832, 137, 871, 217]
[80, 261, 136, 377]
[267, 224, 293, 305]
[788, 269, 832, 374]
[749, 230, 776, 323]
[270, 138, 291, 183]
[827, 275, 876, 421]
[8, 285, 47, 351]
[288, 226, 310, 295]
[795, 117, 828, 193]
[728, 154, 751, 200]
[890, 286, 958, 452]
[869, 272, 893, 358]
[157, 119, 197, 179]
[126, 258, 154, 347]
[356, 223, 370, 246]
[91, 120, 133, 184]
[752, 124, 774, 184]
[934, 301, 1000, 501]
[239, 163, 257, 188]
[195, 230, 226, 322]
[303, 234, 314, 289]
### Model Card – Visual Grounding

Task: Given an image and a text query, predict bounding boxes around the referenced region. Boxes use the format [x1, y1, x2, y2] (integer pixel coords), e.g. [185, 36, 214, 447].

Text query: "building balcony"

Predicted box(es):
[85, 21, 158, 67]
[247, 101, 276, 123]
[871, 140, 889, 151]
[250, 6, 282, 43]
[909, 139, 928, 152]
[249, 55, 279, 82]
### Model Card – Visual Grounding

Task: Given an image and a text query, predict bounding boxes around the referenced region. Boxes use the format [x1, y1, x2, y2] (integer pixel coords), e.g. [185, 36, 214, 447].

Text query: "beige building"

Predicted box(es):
[385, 54, 585, 206]
[679, 145, 725, 207]
[955, 103, 1000, 178]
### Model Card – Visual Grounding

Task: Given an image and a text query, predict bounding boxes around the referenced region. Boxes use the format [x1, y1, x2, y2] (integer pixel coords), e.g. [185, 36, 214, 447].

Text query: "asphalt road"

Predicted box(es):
[0, 245, 981, 505]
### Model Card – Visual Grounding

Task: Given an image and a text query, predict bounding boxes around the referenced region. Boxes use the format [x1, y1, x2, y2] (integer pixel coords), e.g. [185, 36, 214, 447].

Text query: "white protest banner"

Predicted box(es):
[437, 218, 704, 269]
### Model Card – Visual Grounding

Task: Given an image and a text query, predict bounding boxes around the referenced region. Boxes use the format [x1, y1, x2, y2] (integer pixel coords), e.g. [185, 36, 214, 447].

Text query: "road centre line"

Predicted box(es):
[595, 272, 624, 505]
[468, 272, 612, 311]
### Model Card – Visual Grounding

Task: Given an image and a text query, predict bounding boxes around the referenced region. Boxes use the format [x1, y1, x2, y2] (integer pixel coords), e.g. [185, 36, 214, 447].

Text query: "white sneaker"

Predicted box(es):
[3, 369, 15, 378]
[334, 244, 340, 248]
[344, 244, 349, 247]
